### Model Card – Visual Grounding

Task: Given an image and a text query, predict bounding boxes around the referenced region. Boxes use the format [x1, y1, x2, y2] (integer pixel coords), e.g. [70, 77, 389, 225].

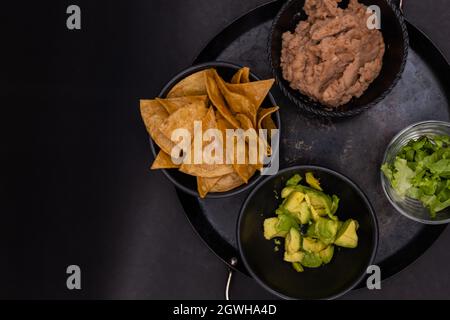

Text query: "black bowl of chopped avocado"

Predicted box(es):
[237, 165, 378, 300]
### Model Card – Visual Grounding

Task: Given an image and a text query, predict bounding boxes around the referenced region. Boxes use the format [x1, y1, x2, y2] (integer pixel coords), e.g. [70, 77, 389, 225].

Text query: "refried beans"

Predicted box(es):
[281, 0, 385, 107]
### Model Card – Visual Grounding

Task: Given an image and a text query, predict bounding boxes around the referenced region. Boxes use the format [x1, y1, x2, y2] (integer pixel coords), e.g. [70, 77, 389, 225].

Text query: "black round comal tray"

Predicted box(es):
[173, 0, 450, 285]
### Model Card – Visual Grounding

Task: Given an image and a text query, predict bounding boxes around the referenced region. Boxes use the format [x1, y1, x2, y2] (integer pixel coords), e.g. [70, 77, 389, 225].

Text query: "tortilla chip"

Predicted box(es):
[261, 114, 277, 131]
[197, 176, 221, 198]
[255, 107, 279, 158]
[141, 67, 274, 196]
[235, 113, 254, 130]
[179, 108, 234, 178]
[232, 145, 258, 183]
[227, 126, 258, 183]
[231, 67, 250, 84]
[257, 106, 279, 130]
[216, 117, 233, 165]
[167, 70, 209, 98]
[217, 113, 258, 182]
[205, 69, 240, 129]
[215, 71, 274, 127]
[140, 99, 179, 155]
[157, 95, 208, 114]
[151, 151, 180, 169]
[159, 100, 208, 140]
[210, 172, 245, 192]
[226, 79, 275, 113]
[140, 99, 167, 131]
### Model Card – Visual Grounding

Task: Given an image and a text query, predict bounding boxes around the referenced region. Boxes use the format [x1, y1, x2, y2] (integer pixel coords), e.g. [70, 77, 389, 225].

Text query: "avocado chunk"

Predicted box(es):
[319, 245, 335, 264]
[281, 186, 295, 198]
[292, 262, 304, 272]
[305, 172, 322, 191]
[277, 214, 299, 231]
[314, 217, 340, 244]
[263, 215, 298, 239]
[302, 237, 327, 253]
[284, 251, 304, 263]
[330, 195, 340, 215]
[263, 217, 282, 239]
[298, 201, 311, 224]
[289, 201, 311, 224]
[334, 219, 359, 248]
[284, 191, 305, 214]
[304, 194, 320, 221]
[285, 228, 301, 253]
[300, 252, 322, 268]
[286, 174, 302, 186]
[263, 173, 361, 271]
[306, 223, 317, 238]
[305, 192, 332, 218]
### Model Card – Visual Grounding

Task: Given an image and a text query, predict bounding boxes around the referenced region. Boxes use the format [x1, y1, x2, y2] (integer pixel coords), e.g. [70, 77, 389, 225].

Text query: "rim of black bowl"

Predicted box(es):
[268, 0, 409, 118]
[237, 165, 379, 300]
[148, 61, 281, 199]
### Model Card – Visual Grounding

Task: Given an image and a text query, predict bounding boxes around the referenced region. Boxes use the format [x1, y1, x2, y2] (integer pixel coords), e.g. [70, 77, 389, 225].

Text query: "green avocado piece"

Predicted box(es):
[306, 223, 317, 238]
[304, 191, 333, 219]
[330, 195, 340, 215]
[284, 191, 305, 214]
[300, 251, 322, 268]
[263, 215, 298, 239]
[292, 262, 304, 272]
[315, 217, 340, 244]
[263, 217, 282, 239]
[302, 237, 327, 253]
[286, 174, 302, 186]
[285, 228, 301, 254]
[281, 186, 295, 198]
[284, 251, 304, 263]
[319, 245, 335, 264]
[305, 172, 323, 191]
[277, 214, 299, 232]
[298, 201, 311, 224]
[334, 219, 359, 248]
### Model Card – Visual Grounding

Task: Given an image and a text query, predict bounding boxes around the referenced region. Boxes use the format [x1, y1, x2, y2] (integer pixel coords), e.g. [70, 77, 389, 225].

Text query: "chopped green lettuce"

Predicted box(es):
[382, 135, 450, 218]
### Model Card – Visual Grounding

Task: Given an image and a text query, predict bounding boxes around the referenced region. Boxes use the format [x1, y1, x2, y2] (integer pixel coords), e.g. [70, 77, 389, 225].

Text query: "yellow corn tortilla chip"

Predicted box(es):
[140, 99, 180, 156]
[205, 69, 240, 129]
[141, 67, 274, 196]
[217, 114, 259, 180]
[256, 107, 279, 157]
[257, 106, 279, 130]
[232, 145, 258, 183]
[210, 172, 245, 193]
[216, 117, 233, 165]
[140, 99, 167, 131]
[215, 70, 274, 127]
[225, 125, 258, 183]
[151, 151, 180, 169]
[179, 108, 234, 178]
[159, 100, 208, 141]
[167, 70, 209, 98]
[235, 113, 254, 130]
[261, 114, 277, 131]
[231, 67, 250, 84]
[197, 176, 221, 198]
[157, 95, 208, 114]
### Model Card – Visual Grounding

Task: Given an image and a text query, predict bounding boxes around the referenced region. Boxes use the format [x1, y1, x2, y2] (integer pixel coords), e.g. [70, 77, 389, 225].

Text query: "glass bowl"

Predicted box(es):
[381, 120, 450, 225]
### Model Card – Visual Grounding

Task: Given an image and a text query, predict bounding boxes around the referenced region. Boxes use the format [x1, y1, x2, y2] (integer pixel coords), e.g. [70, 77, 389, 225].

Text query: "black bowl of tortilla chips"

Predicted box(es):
[140, 62, 281, 198]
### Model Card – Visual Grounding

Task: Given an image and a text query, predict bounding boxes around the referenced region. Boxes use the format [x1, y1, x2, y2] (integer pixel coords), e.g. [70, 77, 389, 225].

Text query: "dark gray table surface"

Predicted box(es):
[0, 0, 449, 299]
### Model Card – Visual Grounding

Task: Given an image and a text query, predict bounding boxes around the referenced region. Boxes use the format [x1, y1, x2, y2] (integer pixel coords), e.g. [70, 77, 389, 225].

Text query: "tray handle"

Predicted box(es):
[225, 257, 238, 300]
[391, 0, 404, 12]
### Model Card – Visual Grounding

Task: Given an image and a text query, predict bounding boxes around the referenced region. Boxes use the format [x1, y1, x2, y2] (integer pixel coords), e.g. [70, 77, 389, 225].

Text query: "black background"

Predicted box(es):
[1, 0, 450, 299]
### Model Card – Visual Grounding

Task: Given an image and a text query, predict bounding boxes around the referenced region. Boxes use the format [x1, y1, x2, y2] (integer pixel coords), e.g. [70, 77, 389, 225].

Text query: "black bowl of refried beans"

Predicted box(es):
[269, 0, 408, 118]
